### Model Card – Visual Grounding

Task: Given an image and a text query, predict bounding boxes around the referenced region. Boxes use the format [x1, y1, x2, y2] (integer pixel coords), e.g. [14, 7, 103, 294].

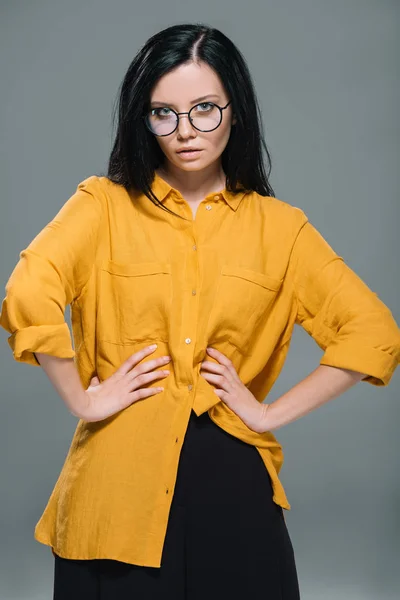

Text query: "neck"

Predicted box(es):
[157, 162, 226, 202]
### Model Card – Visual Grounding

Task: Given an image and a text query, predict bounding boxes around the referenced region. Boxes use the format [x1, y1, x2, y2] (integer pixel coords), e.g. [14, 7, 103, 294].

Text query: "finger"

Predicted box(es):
[206, 348, 239, 379]
[127, 355, 170, 379]
[213, 387, 230, 404]
[201, 371, 232, 393]
[127, 386, 164, 404]
[206, 347, 225, 360]
[119, 345, 158, 376]
[201, 362, 235, 386]
[127, 368, 169, 391]
[201, 360, 224, 374]
[206, 347, 229, 361]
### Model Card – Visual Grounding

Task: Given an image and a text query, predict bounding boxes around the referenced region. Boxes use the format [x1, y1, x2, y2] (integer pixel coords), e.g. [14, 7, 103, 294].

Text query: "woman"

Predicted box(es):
[1, 22, 399, 600]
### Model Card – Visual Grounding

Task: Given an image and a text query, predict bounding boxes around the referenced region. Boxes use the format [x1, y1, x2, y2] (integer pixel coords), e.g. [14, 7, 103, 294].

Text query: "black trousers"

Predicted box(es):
[53, 409, 300, 599]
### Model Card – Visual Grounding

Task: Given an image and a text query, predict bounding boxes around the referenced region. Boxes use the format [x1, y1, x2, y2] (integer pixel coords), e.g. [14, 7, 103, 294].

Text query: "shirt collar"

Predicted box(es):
[152, 171, 247, 212]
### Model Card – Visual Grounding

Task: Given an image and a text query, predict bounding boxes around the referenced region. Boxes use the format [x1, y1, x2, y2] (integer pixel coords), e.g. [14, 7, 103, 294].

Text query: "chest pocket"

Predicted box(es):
[206, 264, 283, 356]
[97, 260, 172, 345]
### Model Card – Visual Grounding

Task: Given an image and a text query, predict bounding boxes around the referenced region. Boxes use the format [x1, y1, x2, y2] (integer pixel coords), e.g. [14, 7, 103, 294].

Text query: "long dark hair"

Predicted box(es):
[104, 23, 276, 219]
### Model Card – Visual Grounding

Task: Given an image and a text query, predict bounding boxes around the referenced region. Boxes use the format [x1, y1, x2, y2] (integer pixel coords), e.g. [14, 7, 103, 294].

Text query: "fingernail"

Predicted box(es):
[149, 344, 157, 349]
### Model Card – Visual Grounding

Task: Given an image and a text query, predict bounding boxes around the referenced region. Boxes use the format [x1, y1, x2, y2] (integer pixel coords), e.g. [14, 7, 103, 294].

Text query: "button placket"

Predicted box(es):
[167, 227, 199, 499]
[177, 228, 197, 413]
[185, 237, 197, 347]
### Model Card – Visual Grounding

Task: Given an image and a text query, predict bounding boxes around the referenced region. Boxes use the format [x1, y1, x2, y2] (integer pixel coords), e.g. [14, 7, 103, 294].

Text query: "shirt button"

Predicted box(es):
[213, 195, 220, 200]
[206, 205, 212, 210]
[188, 384, 193, 391]
[193, 244, 197, 251]
[192, 289, 196, 296]
[185, 338, 192, 344]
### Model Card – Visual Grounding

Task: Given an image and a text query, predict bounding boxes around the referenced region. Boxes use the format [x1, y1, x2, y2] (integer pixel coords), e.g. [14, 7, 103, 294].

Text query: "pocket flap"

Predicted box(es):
[221, 265, 283, 291]
[101, 260, 172, 277]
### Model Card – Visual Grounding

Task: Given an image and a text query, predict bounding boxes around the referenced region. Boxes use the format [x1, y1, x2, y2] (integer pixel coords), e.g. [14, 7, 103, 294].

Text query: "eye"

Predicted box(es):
[150, 107, 173, 118]
[194, 102, 214, 112]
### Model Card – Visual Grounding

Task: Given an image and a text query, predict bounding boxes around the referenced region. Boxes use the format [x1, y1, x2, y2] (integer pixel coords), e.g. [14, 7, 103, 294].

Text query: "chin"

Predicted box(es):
[180, 163, 205, 171]
[168, 161, 202, 172]
[171, 158, 217, 173]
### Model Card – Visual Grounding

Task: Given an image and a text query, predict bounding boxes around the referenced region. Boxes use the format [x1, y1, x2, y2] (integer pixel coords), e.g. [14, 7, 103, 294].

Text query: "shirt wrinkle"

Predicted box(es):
[0, 171, 399, 567]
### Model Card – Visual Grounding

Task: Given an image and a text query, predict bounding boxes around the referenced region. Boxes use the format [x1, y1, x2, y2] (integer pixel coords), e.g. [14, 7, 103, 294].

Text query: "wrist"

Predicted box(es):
[260, 402, 274, 432]
[72, 389, 91, 420]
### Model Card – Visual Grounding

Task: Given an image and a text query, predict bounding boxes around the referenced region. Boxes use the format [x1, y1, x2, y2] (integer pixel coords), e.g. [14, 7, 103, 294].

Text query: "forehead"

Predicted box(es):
[150, 62, 225, 104]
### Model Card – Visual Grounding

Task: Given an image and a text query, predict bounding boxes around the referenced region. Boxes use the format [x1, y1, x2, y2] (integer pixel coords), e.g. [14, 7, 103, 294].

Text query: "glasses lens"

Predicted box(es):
[146, 103, 222, 135]
[189, 103, 221, 131]
[146, 108, 178, 136]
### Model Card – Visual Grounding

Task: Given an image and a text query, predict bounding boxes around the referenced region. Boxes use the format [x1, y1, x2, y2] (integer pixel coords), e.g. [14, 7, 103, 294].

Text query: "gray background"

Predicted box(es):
[0, 1, 399, 599]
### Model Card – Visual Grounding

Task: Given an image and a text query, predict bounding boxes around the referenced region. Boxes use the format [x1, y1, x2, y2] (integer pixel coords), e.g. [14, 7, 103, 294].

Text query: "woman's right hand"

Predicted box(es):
[80, 345, 171, 422]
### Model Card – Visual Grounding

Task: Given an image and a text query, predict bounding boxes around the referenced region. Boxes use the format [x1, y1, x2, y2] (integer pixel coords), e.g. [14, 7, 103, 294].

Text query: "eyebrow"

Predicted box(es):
[150, 94, 221, 108]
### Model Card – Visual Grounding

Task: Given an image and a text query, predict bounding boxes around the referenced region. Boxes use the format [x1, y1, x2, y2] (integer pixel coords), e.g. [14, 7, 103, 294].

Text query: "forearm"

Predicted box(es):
[34, 353, 87, 418]
[262, 365, 367, 432]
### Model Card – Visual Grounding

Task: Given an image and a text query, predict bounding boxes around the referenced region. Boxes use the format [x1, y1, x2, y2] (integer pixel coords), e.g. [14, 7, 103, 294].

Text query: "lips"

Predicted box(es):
[177, 148, 202, 153]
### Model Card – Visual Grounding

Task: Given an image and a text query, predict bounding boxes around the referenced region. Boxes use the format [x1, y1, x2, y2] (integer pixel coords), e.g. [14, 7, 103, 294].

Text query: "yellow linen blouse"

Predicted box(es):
[1, 172, 399, 567]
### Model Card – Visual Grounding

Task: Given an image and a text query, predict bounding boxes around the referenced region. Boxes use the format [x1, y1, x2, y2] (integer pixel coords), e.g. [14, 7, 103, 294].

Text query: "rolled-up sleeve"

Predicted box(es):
[0, 176, 103, 366]
[287, 213, 400, 386]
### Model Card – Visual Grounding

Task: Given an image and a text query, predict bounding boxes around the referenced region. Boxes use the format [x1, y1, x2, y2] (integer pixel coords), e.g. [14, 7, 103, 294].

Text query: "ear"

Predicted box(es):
[232, 114, 237, 126]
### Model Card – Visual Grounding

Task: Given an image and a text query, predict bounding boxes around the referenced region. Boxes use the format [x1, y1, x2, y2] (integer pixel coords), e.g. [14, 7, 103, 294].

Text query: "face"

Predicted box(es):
[148, 61, 236, 174]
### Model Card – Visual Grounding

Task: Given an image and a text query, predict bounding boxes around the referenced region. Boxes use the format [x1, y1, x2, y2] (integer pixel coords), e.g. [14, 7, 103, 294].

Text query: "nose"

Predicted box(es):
[176, 114, 197, 138]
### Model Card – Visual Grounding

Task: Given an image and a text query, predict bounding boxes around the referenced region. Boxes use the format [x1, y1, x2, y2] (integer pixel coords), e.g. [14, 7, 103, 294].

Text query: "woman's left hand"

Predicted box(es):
[200, 347, 270, 433]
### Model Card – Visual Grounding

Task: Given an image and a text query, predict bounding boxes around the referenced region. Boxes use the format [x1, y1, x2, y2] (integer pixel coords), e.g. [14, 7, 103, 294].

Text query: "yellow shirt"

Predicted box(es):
[1, 173, 399, 567]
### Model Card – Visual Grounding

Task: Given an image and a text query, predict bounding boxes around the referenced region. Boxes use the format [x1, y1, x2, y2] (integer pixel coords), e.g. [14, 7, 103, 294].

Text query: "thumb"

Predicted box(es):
[90, 375, 101, 386]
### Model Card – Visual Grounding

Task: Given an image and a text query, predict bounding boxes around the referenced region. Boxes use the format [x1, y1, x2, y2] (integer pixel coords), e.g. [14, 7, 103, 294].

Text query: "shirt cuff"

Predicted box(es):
[320, 340, 398, 386]
[7, 323, 76, 366]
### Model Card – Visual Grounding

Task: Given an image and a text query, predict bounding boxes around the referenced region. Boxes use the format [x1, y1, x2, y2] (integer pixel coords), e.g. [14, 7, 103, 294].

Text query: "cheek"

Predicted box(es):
[212, 124, 232, 152]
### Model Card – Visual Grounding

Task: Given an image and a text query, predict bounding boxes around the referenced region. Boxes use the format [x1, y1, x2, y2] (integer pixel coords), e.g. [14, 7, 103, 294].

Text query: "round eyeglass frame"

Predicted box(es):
[143, 100, 232, 136]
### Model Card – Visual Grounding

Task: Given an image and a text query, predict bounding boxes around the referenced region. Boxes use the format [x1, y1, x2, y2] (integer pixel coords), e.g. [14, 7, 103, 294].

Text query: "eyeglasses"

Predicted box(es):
[143, 101, 232, 136]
